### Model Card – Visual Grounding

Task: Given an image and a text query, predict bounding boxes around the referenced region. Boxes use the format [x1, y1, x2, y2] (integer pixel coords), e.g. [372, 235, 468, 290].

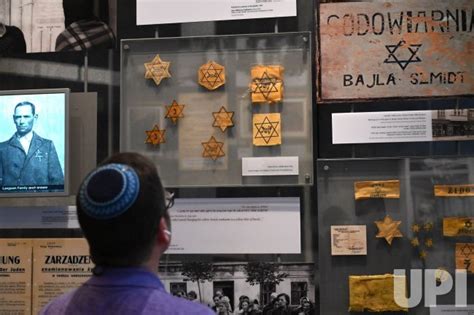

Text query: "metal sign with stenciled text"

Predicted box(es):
[319, 0, 473, 99]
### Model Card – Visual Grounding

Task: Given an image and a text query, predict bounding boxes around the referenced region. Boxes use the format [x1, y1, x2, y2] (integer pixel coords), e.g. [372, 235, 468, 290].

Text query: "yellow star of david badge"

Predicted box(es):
[424, 222, 434, 231]
[425, 238, 434, 248]
[375, 215, 403, 245]
[411, 238, 420, 247]
[212, 106, 234, 132]
[201, 136, 225, 161]
[456, 243, 474, 273]
[198, 61, 226, 90]
[253, 113, 281, 146]
[411, 224, 420, 233]
[165, 100, 185, 124]
[250, 65, 284, 103]
[144, 54, 171, 86]
[145, 125, 166, 145]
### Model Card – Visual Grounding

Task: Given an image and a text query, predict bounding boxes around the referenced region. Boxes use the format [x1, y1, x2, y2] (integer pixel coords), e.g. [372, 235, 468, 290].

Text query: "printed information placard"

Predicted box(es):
[0, 206, 79, 229]
[430, 305, 474, 315]
[333, 111, 432, 144]
[137, 0, 297, 25]
[0, 239, 32, 315]
[32, 239, 93, 314]
[168, 197, 301, 254]
[242, 156, 299, 176]
[333, 109, 474, 144]
[320, 0, 473, 99]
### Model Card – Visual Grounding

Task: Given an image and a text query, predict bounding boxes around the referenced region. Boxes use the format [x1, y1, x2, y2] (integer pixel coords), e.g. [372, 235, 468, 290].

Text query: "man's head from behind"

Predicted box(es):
[76, 152, 170, 267]
[13, 102, 37, 137]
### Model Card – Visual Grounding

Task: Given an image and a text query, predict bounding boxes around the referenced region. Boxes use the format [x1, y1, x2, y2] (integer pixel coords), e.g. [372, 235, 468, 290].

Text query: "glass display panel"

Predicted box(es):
[121, 32, 313, 187]
[317, 157, 474, 314]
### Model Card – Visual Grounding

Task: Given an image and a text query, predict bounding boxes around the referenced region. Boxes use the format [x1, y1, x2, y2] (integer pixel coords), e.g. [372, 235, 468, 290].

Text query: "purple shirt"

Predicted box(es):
[39, 267, 214, 315]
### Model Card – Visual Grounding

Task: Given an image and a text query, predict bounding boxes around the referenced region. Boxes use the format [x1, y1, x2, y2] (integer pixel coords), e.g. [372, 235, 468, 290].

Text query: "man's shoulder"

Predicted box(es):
[32, 132, 52, 143]
[1, 134, 16, 145]
[146, 290, 214, 314]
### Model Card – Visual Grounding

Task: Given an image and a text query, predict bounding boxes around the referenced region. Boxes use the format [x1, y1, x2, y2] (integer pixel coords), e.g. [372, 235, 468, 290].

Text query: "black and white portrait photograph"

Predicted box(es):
[432, 109, 474, 141]
[159, 261, 318, 315]
[0, 92, 66, 193]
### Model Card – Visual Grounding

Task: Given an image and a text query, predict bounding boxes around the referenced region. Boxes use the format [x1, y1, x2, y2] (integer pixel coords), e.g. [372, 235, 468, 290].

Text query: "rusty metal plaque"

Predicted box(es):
[319, 1, 473, 100]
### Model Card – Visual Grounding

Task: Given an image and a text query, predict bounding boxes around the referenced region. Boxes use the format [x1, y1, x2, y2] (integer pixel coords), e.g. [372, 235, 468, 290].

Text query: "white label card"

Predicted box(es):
[331, 225, 367, 256]
[430, 305, 474, 314]
[168, 197, 301, 254]
[0, 206, 79, 229]
[242, 156, 299, 176]
[332, 111, 433, 144]
[137, 0, 297, 25]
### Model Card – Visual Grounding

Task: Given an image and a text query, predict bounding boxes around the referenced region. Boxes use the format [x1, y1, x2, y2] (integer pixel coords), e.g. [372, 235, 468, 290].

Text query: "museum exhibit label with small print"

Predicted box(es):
[319, 0, 473, 99]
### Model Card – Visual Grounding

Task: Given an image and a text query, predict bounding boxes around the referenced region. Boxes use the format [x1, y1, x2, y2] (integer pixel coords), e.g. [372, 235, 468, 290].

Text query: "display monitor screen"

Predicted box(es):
[0, 89, 69, 197]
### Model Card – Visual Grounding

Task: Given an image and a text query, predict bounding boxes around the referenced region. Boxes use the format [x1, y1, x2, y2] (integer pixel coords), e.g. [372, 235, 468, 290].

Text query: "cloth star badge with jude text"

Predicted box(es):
[198, 61, 226, 90]
[252, 113, 281, 146]
[212, 106, 234, 132]
[144, 54, 171, 86]
[250, 65, 284, 103]
[201, 136, 225, 161]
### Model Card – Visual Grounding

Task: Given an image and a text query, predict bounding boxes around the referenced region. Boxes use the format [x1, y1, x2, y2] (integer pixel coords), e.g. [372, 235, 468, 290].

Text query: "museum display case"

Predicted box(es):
[120, 32, 314, 187]
[318, 157, 474, 314]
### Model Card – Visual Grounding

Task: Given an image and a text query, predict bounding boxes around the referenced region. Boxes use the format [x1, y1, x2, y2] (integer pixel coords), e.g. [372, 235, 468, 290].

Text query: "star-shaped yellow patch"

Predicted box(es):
[425, 238, 433, 248]
[419, 250, 428, 260]
[212, 106, 234, 132]
[253, 113, 281, 146]
[144, 54, 171, 86]
[411, 224, 420, 233]
[145, 125, 166, 145]
[250, 65, 284, 103]
[165, 100, 185, 124]
[198, 61, 225, 90]
[201, 136, 225, 161]
[411, 238, 419, 247]
[375, 215, 403, 245]
[424, 222, 433, 231]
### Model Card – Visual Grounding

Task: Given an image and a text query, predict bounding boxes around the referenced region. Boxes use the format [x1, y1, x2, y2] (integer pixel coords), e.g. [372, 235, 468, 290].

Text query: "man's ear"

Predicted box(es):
[157, 217, 171, 248]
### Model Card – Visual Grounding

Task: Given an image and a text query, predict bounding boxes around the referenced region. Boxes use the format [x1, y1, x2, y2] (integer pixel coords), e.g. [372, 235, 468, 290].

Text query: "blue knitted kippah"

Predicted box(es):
[78, 163, 140, 219]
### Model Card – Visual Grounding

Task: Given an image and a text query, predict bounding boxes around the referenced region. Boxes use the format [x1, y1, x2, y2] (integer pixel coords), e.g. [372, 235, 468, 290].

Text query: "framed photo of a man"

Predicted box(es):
[0, 89, 69, 196]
